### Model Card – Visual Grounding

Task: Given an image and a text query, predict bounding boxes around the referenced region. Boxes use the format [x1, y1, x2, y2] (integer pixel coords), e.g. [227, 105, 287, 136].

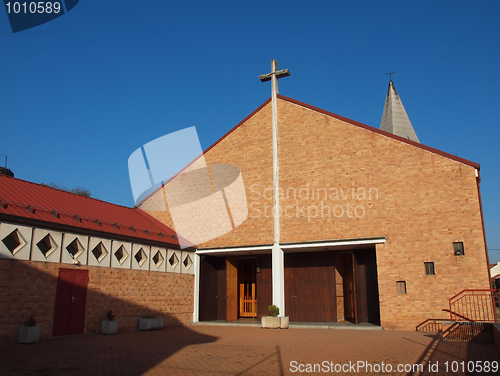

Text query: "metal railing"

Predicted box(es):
[447, 289, 499, 322]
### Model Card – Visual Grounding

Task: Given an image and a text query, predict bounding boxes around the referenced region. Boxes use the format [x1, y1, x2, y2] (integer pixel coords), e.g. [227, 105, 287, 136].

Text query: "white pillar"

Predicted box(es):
[272, 243, 285, 316]
[193, 253, 200, 322]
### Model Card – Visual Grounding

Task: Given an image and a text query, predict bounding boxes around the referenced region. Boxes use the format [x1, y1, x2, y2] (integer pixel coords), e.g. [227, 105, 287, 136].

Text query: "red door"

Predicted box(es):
[53, 269, 88, 336]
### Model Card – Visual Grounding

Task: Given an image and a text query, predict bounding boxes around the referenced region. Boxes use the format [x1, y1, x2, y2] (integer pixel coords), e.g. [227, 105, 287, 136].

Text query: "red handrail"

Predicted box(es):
[448, 289, 499, 322]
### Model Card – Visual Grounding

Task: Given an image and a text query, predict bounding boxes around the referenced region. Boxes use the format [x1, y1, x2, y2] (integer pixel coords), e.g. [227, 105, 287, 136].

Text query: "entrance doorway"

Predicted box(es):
[53, 268, 89, 336]
[337, 249, 381, 325]
[238, 259, 257, 318]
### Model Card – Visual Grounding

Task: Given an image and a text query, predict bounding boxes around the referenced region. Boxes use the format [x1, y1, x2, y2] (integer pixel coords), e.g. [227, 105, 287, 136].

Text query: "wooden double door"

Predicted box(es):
[199, 255, 272, 322]
[284, 249, 380, 325]
[285, 251, 337, 322]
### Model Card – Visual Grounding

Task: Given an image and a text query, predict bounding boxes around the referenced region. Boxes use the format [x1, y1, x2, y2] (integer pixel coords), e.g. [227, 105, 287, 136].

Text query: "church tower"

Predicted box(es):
[380, 79, 420, 143]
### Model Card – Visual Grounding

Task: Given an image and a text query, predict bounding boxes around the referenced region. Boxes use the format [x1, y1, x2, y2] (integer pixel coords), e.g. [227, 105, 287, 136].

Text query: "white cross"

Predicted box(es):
[259, 59, 290, 314]
[259, 59, 290, 244]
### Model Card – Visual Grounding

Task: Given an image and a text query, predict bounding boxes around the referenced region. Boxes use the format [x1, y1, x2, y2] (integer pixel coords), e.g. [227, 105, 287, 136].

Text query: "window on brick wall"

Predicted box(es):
[424, 262, 435, 275]
[396, 281, 407, 294]
[453, 242, 465, 256]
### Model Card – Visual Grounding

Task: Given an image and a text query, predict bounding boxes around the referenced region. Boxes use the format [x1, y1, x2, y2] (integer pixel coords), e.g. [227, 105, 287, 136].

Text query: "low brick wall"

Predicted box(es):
[0, 259, 194, 344]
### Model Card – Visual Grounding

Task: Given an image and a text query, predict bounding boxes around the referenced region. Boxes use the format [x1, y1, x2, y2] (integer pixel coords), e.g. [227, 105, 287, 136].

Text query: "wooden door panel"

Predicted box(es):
[353, 250, 381, 325]
[256, 255, 272, 318]
[199, 257, 218, 321]
[285, 252, 336, 322]
[226, 257, 238, 321]
[284, 253, 298, 321]
[339, 253, 355, 322]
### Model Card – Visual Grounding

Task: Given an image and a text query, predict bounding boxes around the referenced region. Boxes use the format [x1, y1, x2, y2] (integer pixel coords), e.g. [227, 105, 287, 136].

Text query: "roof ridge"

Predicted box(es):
[134, 98, 272, 207]
[277, 94, 479, 169]
[135, 94, 479, 208]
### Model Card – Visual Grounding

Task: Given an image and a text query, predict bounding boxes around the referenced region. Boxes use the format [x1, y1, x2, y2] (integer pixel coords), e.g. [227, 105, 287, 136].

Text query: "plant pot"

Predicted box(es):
[18, 326, 40, 344]
[280, 316, 289, 329]
[101, 320, 118, 335]
[261, 316, 267, 328]
[262, 316, 280, 329]
[139, 317, 163, 331]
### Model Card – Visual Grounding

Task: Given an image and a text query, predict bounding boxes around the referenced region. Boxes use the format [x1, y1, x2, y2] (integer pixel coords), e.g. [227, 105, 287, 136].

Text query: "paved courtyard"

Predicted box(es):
[1, 324, 499, 375]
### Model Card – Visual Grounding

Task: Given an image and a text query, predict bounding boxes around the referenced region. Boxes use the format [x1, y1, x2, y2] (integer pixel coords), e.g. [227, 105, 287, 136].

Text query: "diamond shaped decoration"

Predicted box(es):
[134, 248, 147, 266]
[91, 242, 108, 263]
[168, 253, 179, 269]
[183, 254, 193, 271]
[37, 234, 57, 258]
[66, 238, 85, 260]
[2, 229, 27, 256]
[114, 245, 128, 264]
[152, 250, 164, 268]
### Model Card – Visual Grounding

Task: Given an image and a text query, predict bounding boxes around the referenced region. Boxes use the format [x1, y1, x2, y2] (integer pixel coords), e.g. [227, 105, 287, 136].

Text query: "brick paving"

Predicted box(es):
[0, 325, 499, 376]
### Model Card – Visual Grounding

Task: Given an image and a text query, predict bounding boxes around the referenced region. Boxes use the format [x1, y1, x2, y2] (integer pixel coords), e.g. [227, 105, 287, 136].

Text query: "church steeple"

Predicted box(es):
[380, 79, 420, 143]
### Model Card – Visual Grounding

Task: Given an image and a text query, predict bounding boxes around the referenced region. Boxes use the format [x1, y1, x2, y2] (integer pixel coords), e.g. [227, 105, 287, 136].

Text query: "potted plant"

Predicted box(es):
[139, 315, 163, 331]
[18, 313, 41, 344]
[101, 310, 118, 335]
[261, 305, 289, 329]
[262, 305, 281, 329]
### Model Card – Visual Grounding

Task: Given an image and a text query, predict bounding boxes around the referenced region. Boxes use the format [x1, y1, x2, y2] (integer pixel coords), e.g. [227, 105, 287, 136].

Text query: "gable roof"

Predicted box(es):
[279, 95, 478, 168]
[0, 175, 193, 249]
[136, 95, 480, 207]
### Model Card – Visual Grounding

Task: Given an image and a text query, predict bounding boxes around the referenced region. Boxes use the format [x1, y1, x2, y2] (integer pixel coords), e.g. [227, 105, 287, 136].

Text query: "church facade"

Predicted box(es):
[140, 93, 490, 330]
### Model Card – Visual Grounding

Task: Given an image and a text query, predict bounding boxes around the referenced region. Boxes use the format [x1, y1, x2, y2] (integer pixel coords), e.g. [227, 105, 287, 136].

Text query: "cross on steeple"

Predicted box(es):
[386, 70, 396, 81]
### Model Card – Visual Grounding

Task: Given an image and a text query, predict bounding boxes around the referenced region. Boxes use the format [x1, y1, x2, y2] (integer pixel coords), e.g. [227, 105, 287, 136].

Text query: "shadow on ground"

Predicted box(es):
[0, 259, 218, 375]
[410, 332, 500, 376]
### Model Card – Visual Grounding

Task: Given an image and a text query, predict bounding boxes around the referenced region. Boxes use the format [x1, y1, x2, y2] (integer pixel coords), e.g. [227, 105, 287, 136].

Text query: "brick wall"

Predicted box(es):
[0, 259, 193, 344]
[141, 97, 490, 330]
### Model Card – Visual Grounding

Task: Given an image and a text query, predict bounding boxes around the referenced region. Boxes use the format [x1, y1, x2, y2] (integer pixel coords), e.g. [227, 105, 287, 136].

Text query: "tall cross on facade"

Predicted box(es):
[258, 59, 290, 245]
[259, 59, 290, 314]
[386, 70, 396, 81]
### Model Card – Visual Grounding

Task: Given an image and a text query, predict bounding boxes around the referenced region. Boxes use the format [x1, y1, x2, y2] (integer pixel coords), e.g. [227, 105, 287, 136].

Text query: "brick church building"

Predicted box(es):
[139, 79, 491, 330]
[0, 77, 491, 343]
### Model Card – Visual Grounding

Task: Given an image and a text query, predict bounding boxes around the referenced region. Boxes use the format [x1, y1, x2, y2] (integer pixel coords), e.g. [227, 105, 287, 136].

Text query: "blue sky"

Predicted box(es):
[1, 1, 499, 262]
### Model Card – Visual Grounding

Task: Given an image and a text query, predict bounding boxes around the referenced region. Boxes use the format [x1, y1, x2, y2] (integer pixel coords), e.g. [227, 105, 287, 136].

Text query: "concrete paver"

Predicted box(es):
[0, 325, 499, 375]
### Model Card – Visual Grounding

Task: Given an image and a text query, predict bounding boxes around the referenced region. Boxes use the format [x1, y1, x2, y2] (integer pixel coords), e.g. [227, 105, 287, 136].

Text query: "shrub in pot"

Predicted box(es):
[101, 310, 118, 335]
[262, 305, 281, 329]
[18, 314, 41, 344]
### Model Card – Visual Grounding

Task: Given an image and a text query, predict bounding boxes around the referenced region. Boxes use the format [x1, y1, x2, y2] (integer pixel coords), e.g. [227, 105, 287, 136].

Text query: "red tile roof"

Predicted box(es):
[0, 175, 194, 249]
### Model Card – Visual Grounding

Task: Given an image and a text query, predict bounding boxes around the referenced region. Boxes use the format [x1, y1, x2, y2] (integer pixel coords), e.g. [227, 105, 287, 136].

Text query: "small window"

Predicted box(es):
[396, 281, 407, 294]
[424, 262, 435, 275]
[453, 242, 464, 256]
